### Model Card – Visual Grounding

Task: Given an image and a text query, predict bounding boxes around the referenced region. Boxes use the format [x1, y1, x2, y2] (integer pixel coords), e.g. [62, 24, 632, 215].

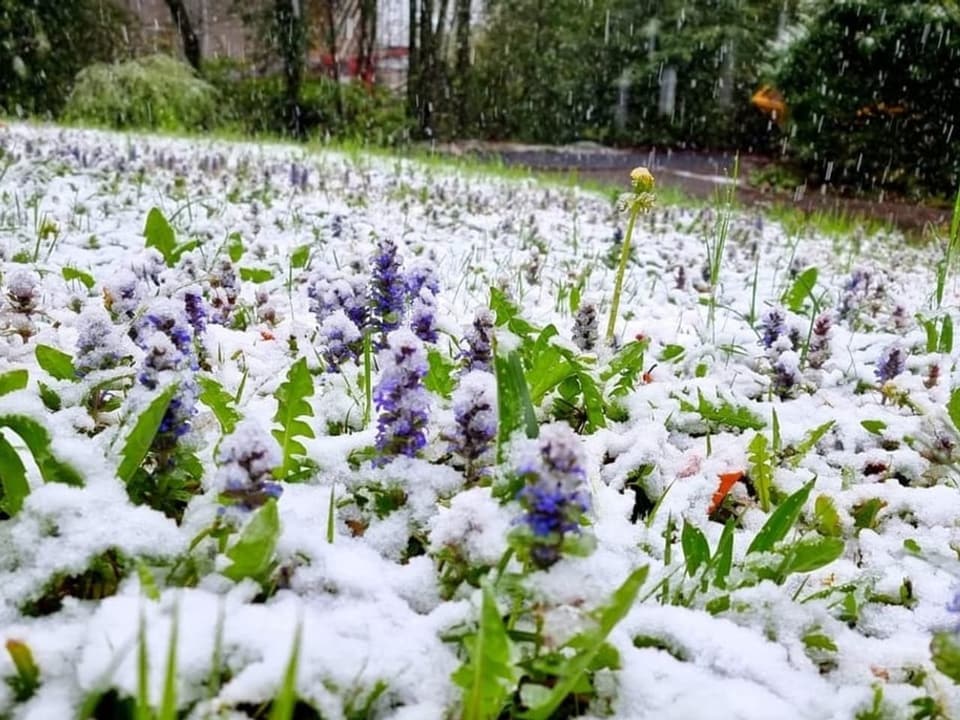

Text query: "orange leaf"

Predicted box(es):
[708, 470, 744, 516]
[260, 330, 275, 341]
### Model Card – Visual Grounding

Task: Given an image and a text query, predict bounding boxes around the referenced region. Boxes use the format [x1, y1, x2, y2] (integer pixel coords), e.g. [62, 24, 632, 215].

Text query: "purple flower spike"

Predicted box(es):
[370, 238, 406, 335]
[373, 329, 430, 465]
[876, 344, 906, 383]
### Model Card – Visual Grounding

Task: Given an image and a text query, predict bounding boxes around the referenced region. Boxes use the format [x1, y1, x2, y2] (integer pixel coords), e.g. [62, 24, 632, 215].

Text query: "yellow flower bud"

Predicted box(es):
[630, 166, 655, 193]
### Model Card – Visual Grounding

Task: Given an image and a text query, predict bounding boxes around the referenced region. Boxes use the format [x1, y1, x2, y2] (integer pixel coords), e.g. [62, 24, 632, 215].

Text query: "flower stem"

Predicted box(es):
[605, 204, 641, 345]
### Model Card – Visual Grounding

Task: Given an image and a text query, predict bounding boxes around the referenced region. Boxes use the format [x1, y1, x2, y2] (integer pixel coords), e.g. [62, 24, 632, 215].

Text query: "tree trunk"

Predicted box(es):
[407, 0, 419, 121]
[274, 0, 307, 138]
[163, 0, 202, 70]
[322, 0, 345, 122]
[453, 0, 471, 134]
[358, 0, 378, 85]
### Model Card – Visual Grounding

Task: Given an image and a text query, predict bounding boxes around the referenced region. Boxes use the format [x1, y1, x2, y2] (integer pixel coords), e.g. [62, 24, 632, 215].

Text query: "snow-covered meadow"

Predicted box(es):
[0, 124, 959, 719]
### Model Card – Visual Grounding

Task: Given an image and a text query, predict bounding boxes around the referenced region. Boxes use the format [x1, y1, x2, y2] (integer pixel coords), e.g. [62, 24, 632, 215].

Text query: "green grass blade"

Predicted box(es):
[158, 602, 179, 720]
[747, 479, 815, 554]
[269, 622, 302, 720]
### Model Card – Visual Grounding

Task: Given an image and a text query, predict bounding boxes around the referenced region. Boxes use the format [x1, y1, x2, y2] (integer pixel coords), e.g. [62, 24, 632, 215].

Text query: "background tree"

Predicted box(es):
[775, 0, 960, 196]
[0, 0, 131, 117]
[163, 0, 202, 70]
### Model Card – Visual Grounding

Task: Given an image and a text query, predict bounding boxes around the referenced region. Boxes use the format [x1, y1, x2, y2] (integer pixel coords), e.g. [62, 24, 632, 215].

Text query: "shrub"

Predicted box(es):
[62, 54, 219, 132]
[775, 0, 960, 198]
[0, 0, 131, 118]
[206, 62, 410, 145]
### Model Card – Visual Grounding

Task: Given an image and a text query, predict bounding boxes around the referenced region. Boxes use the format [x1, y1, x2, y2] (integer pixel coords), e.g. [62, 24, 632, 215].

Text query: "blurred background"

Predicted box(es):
[0, 0, 957, 207]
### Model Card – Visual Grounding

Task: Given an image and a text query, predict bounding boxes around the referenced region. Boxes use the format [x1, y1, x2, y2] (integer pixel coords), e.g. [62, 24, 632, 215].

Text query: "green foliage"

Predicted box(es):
[425, 348, 457, 399]
[4, 639, 40, 702]
[268, 628, 302, 720]
[0, 433, 29, 516]
[681, 520, 710, 576]
[453, 583, 518, 720]
[519, 566, 648, 719]
[143, 208, 198, 268]
[35, 344, 76, 381]
[0, 369, 28, 396]
[0, 0, 130, 117]
[931, 632, 960, 684]
[747, 432, 773, 512]
[0, 414, 83, 487]
[223, 499, 281, 586]
[495, 350, 539, 459]
[677, 389, 766, 432]
[63, 55, 220, 132]
[747, 479, 814, 554]
[776, 0, 960, 196]
[782, 267, 819, 315]
[197, 376, 241, 435]
[205, 64, 411, 145]
[271, 357, 315, 481]
[117, 384, 178, 484]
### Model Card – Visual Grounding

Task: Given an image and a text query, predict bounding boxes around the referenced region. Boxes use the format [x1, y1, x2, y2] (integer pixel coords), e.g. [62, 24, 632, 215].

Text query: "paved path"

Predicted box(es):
[436, 141, 950, 235]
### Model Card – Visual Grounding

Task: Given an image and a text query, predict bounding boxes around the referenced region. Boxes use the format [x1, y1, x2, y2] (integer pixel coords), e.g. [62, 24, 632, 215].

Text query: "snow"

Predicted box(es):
[0, 122, 959, 717]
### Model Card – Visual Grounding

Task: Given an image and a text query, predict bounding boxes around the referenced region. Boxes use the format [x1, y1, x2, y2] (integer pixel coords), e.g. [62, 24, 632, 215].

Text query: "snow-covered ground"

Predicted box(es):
[0, 124, 958, 719]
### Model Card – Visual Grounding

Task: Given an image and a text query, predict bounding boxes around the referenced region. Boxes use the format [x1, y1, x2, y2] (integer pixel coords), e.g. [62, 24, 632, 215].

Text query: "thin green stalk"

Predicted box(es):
[605, 204, 642, 344]
[362, 332, 373, 426]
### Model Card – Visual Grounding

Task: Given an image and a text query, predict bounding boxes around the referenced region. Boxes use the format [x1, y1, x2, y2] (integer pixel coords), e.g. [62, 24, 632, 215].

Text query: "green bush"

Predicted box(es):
[63, 55, 219, 132]
[206, 62, 410, 145]
[0, 0, 130, 118]
[776, 0, 960, 198]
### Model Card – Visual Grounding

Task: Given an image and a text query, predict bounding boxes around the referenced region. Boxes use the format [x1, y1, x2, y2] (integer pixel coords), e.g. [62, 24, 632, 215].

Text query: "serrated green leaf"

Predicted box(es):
[787, 421, 834, 468]
[747, 479, 814, 554]
[931, 631, 960, 684]
[198, 376, 241, 434]
[782, 536, 844, 575]
[0, 434, 29, 516]
[454, 583, 517, 720]
[680, 389, 765, 432]
[35, 344, 76, 381]
[748, 432, 773, 512]
[62, 266, 96, 289]
[272, 358, 314, 480]
[0, 369, 28, 396]
[37, 382, 61, 411]
[424, 349, 456, 399]
[802, 632, 837, 653]
[489, 287, 537, 338]
[240, 267, 274, 283]
[521, 566, 648, 720]
[782, 267, 818, 313]
[681, 520, 710, 576]
[118, 384, 178, 483]
[0, 414, 83, 486]
[223, 499, 280, 583]
[144, 207, 177, 266]
[577, 371, 606, 432]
